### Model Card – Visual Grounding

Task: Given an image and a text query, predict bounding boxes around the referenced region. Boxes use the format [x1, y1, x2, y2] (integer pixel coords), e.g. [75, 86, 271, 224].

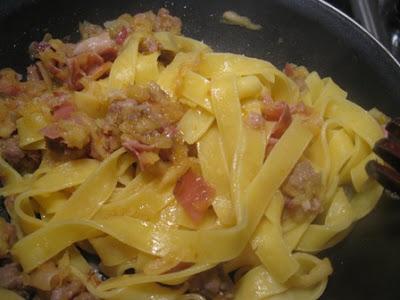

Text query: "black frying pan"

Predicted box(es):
[1, 0, 400, 299]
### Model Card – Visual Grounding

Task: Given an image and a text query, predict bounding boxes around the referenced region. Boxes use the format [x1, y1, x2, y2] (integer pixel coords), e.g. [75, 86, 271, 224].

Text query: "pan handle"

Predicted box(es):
[350, 0, 390, 47]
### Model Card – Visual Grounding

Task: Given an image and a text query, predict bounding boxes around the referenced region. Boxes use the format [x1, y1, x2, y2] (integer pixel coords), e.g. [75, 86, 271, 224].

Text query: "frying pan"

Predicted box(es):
[1, 0, 400, 299]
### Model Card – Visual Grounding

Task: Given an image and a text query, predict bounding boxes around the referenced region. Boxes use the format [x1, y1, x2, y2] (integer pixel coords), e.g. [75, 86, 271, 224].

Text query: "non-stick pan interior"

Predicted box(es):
[1, 0, 400, 299]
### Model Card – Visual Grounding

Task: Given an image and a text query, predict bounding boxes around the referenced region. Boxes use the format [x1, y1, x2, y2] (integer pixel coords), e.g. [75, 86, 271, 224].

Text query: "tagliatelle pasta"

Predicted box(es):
[0, 8, 385, 300]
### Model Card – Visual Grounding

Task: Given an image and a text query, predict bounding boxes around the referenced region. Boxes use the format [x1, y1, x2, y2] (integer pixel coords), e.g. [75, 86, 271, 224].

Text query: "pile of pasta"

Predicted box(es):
[0, 30, 384, 300]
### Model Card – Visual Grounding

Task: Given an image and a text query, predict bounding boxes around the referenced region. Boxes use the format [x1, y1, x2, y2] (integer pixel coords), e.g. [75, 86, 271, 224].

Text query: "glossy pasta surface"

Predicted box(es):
[0, 8, 384, 300]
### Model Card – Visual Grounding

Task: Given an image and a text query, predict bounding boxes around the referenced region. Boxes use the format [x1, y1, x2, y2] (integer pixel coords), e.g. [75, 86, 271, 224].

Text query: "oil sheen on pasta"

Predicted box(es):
[0, 8, 384, 300]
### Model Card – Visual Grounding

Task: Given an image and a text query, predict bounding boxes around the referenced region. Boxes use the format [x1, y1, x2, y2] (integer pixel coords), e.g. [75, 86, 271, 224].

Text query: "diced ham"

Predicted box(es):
[53, 101, 76, 120]
[115, 26, 129, 45]
[73, 32, 116, 57]
[173, 169, 215, 223]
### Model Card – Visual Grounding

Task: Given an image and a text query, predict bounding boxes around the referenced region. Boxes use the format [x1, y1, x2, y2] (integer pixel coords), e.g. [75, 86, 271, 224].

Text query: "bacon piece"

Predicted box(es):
[272, 105, 292, 138]
[122, 140, 155, 169]
[123, 140, 155, 154]
[262, 101, 292, 138]
[173, 169, 215, 223]
[53, 101, 75, 120]
[115, 26, 129, 45]
[283, 63, 295, 77]
[41, 124, 62, 140]
[67, 52, 104, 90]
[73, 32, 116, 56]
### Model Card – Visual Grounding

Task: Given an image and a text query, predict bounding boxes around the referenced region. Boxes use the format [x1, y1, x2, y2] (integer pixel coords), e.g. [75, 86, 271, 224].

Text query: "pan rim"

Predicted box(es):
[317, 0, 400, 69]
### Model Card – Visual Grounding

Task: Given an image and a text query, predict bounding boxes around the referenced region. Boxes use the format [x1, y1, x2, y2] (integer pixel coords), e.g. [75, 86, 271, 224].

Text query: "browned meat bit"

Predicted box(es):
[50, 279, 97, 300]
[42, 117, 91, 159]
[154, 8, 182, 34]
[0, 135, 42, 174]
[102, 82, 184, 164]
[187, 265, 234, 300]
[0, 262, 24, 290]
[139, 36, 160, 54]
[35, 35, 115, 91]
[130, 8, 182, 34]
[66, 52, 108, 90]
[0, 218, 17, 257]
[105, 8, 181, 40]
[89, 128, 121, 161]
[282, 160, 321, 197]
[282, 160, 322, 218]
